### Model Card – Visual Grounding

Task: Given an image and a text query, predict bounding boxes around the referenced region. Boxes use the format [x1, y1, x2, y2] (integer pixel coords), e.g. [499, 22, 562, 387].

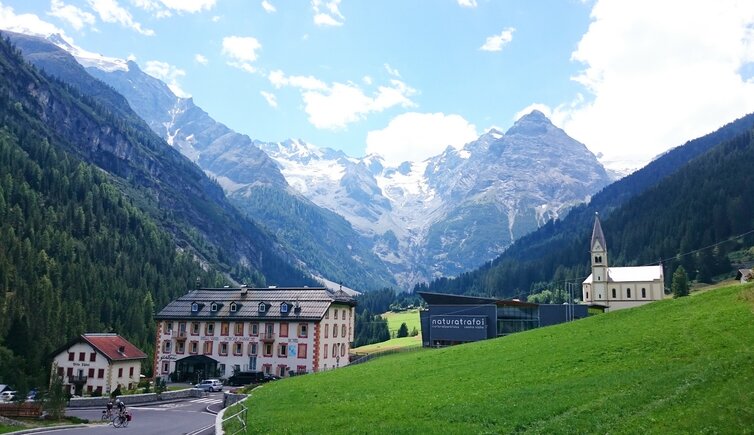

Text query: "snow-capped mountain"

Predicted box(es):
[257, 111, 612, 283]
[9, 31, 613, 289]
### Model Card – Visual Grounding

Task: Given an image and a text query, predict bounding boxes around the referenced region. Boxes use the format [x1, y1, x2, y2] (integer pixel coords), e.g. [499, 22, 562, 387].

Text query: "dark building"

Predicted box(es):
[418, 292, 588, 347]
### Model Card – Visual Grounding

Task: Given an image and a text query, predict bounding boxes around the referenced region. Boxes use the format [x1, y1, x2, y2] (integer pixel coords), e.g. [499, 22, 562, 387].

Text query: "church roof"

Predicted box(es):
[583, 265, 664, 284]
[591, 214, 607, 251]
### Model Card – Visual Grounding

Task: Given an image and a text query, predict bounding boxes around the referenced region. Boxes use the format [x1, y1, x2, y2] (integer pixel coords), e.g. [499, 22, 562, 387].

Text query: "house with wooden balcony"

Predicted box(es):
[50, 334, 147, 397]
[154, 286, 357, 382]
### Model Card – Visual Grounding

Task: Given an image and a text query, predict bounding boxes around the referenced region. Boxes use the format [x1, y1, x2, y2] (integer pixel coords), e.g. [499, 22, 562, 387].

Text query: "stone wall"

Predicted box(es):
[67, 388, 203, 408]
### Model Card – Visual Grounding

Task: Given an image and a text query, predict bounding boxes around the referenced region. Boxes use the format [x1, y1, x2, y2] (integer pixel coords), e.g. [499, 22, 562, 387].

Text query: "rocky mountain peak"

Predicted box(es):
[506, 110, 554, 136]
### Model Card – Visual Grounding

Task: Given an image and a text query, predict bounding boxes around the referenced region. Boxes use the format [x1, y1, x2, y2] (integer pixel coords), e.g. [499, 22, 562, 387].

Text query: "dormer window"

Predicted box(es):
[211, 302, 218, 312]
[191, 302, 199, 312]
[280, 302, 289, 313]
[230, 302, 238, 313]
[258, 302, 266, 313]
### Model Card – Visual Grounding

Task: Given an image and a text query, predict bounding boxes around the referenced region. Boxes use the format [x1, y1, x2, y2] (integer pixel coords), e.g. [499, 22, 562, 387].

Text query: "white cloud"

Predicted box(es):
[211, 15, 221, 22]
[552, 0, 754, 170]
[222, 36, 262, 72]
[143, 60, 190, 98]
[127, 53, 137, 61]
[131, 0, 172, 18]
[384, 63, 401, 78]
[261, 0, 276, 13]
[87, 0, 154, 35]
[302, 80, 416, 130]
[480, 27, 515, 52]
[158, 0, 216, 13]
[48, 0, 96, 31]
[194, 53, 208, 65]
[457, 0, 477, 8]
[312, 0, 344, 27]
[0, 3, 66, 36]
[260, 91, 278, 108]
[362, 75, 372, 85]
[366, 112, 478, 165]
[268, 70, 327, 90]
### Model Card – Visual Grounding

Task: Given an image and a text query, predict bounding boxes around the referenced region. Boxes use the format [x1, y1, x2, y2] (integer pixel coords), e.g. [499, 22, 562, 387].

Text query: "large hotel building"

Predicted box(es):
[154, 287, 356, 381]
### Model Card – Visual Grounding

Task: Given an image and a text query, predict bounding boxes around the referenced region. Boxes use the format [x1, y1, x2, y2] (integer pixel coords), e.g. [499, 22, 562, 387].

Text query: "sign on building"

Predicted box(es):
[429, 315, 489, 342]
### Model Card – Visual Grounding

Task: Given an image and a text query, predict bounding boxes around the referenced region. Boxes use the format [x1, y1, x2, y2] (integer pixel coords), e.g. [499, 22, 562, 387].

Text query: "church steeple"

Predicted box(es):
[591, 212, 607, 253]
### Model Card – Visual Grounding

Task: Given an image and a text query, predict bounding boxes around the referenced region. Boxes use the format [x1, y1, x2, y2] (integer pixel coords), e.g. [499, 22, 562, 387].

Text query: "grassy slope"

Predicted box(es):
[382, 309, 421, 336]
[235, 283, 754, 434]
[352, 310, 422, 354]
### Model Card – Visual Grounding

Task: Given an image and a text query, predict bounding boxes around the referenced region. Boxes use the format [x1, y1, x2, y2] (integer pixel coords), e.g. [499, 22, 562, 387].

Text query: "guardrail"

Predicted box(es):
[218, 399, 248, 435]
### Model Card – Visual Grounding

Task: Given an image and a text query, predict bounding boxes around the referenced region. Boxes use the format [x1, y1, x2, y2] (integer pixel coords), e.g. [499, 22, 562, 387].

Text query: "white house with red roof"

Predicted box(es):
[50, 333, 147, 397]
[582, 214, 665, 311]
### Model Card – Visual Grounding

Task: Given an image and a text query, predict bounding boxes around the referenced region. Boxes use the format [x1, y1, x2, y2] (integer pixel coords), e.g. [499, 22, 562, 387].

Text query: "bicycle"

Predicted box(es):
[101, 404, 114, 421]
[112, 410, 131, 428]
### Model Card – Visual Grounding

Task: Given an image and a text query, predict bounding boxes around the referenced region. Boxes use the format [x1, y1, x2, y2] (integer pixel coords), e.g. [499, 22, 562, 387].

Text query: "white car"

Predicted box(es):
[1, 391, 17, 402]
[195, 379, 223, 392]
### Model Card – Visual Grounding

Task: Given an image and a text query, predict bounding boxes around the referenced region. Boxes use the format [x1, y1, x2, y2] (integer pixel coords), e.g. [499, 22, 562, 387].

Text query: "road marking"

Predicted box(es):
[191, 398, 222, 404]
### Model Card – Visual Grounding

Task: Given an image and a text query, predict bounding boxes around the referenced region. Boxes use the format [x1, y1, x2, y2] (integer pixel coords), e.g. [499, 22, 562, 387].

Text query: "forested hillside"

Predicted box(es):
[418, 114, 754, 298]
[0, 36, 307, 389]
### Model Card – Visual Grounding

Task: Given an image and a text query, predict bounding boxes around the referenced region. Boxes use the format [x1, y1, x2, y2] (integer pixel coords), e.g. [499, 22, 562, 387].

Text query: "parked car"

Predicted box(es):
[195, 379, 223, 392]
[226, 371, 265, 386]
[1, 391, 17, 402]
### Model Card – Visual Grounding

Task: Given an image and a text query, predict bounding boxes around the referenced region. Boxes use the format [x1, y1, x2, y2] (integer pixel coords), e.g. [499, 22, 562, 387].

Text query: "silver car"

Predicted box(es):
[195, 379, 223, 392]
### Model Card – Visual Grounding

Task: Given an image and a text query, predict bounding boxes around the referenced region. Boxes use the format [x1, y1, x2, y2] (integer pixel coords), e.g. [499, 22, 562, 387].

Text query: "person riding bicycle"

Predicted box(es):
[115, 398, 126, 414]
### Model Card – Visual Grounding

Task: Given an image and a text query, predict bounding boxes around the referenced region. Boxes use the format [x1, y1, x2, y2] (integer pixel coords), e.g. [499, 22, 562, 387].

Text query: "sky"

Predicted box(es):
[2, 1, 754, 171]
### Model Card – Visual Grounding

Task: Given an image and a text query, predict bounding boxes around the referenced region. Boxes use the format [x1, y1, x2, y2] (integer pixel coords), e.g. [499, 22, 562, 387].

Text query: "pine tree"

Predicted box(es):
[672, 265, 690, 298]
[397, 322, 409, 338]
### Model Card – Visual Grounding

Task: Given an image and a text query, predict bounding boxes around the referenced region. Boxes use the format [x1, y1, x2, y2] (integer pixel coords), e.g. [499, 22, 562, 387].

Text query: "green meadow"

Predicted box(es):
[228, 283, 754, 434]
[382, 309, 421, 336]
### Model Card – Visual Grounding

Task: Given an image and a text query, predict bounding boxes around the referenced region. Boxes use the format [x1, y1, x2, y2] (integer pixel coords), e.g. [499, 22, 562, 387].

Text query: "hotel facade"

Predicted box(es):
[154, 287, 356, 382]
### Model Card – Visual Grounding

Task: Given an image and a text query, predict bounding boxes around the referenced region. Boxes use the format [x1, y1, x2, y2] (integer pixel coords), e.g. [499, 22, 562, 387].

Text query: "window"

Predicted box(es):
[265, 323, 274, 335]
[324, 344, 328, 359]
[332, 344, 337, 358]
[627, 288, 632, 298]
[79, 352, 85, 361]
[598, 293, 602, 299]
[333, 324, 338, 338]
[297, 365, 306, 374]
[342, 310, 346, 320]
[341, 325, 347, 337]
[205, 322, 215, 335]
[278, 365, 287, 377]
[586, 291, 589, 299]
[203, 341, 213, 355]
[341, 344, 346, 357]
[176, 341, 185, 354]
[325, 324, 329, 338]
[248, 342, 257, 356]
[234, 343, 243, 356]
[118, 368, 123, 377]
[263, 343, 273, 357]
[280, 323, 289, 338]
[67, 367, 73, 377]
[325, 310, 329, 319]
[88, 368, 95, 378]
[219, 342, 228, 356]
[278, 343, 288, 357]
[87, 385, 93, 394]
[162, 363, 169, 374]
[642, 288, 647, 298]
[298, 323, 308, 338]
[235, 322, 244, 336]
[263, 364, 271, 375]
[281, 302, 288, 313]
[163, 341, 171, 353]
[191, 322, 200, 335]
[129, 367, 134, 376]
[298, 343, 307, 359]
[98, 369, 105, 379]
[230, 302, 238, 313]
[191, 302, 199, 312]
[221, 322, 230, 336]
[219, 364, 225, 375]
[211, 302, 218, 312]
[68, 352, 74, 361]
[250, 322, 259, 336]
[166, 321, 173, 332]
[190, 341, 198, 354]
[612, 288, 616, 298]
[90, 352, 96, 362]
[258, 302, 266, 313]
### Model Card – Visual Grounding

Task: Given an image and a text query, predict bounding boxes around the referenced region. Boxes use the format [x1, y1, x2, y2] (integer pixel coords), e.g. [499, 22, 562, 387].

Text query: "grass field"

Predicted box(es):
[351, 336, 422, 354]
[228, 283, 754, 434]
[381, 309, 421, 337]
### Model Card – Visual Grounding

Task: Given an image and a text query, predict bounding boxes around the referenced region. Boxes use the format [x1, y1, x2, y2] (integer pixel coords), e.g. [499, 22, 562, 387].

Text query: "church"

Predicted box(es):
[582, 214, 665, 311]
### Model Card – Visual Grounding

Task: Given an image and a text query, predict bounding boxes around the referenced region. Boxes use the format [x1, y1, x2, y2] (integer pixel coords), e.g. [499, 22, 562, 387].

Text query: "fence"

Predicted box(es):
[0, 402, 42, 418]
[219, 400, 248, 435]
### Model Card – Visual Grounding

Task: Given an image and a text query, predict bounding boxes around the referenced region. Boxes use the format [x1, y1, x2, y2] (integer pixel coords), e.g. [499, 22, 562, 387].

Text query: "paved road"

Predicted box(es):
[34, 393, 223, 435]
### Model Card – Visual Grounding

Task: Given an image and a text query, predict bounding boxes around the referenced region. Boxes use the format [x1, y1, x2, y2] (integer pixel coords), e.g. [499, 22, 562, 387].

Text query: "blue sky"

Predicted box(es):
[2, 1, 754, 170]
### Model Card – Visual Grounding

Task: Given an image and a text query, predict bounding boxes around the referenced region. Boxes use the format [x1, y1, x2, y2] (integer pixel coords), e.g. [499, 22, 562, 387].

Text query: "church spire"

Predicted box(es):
[591, 212, 606, 252]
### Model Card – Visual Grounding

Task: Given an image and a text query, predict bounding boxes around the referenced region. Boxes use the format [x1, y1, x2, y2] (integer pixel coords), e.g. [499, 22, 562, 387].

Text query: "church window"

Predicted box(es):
[642, 288, 646, 298]
[586, 291, 589, 299]
[627, 288, 632, 298]
[612, 288, 616, 298]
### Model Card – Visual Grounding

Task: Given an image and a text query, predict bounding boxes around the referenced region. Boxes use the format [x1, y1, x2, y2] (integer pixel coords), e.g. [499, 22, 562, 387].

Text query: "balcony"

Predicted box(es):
[260, 332, 276, 342]
[68, 375, 87, 384]
[172, 330, 188, 341]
